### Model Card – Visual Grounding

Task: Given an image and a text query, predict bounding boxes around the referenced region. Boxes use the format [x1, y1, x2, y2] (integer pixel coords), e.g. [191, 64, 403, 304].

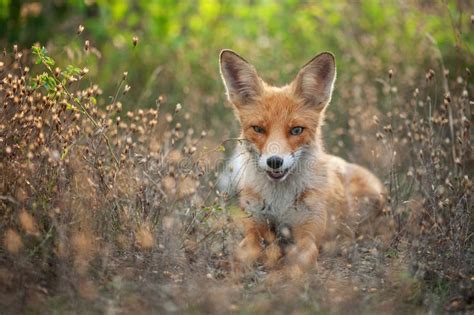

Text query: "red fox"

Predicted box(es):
[219, 50, 386, 272]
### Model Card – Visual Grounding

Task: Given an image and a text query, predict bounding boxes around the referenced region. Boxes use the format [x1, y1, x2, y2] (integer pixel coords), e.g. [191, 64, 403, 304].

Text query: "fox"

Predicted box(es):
[218, 50, 386, 272]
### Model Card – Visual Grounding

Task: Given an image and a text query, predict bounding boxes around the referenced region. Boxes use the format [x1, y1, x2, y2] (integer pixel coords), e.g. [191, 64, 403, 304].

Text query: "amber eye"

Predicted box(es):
[290, 126, 304, 136]
[252, 126, 265, 134]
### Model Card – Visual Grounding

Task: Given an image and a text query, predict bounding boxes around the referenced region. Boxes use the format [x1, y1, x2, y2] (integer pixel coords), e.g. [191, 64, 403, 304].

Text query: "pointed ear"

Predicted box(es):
[219, 49, 263, 107]
[292, 52, 336, 109]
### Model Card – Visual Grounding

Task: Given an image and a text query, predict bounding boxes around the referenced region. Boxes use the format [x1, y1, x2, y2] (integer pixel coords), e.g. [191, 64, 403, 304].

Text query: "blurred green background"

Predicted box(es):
[1, 0, 472, 137]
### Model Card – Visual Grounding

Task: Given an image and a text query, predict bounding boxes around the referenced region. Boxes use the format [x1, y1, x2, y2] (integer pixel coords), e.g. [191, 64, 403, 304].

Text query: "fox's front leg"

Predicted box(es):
[236, 218, 283, 269]
[235, 218, 267, 265]
[235, 188, 269, 265]
[287, 190, 327, 272]
[286, 222, 321, 274]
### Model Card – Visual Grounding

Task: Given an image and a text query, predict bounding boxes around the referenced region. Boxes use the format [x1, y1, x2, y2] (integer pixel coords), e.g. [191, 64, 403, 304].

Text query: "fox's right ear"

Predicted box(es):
[219, 50, 263, 107]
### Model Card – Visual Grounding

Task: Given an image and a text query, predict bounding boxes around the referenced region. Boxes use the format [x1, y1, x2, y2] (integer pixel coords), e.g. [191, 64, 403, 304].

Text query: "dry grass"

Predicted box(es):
[0, 38, 472, 314]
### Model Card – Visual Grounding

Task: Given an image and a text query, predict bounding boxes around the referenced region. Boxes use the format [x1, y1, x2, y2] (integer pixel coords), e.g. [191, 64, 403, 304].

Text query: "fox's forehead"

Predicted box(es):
[260, 90, 300, 111]
[237, 90, 321, 127]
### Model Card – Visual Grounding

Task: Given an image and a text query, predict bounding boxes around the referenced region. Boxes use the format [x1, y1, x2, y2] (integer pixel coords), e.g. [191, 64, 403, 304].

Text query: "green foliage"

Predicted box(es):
[30, 45, 94, 115]
[31, 46, 57, 94]
[62, 64, 83, 80]
[385, 247, 399, 259]
[1, 1, 471, 135]
[32, 46, 55, 67]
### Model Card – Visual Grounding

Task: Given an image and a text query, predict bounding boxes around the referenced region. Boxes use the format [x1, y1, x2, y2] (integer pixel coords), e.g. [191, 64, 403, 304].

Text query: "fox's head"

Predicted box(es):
[219, 50, 336, 182]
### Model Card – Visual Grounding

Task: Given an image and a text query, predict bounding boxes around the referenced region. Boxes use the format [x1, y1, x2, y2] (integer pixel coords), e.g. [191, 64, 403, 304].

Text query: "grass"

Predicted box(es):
[0, 16, 472, 314]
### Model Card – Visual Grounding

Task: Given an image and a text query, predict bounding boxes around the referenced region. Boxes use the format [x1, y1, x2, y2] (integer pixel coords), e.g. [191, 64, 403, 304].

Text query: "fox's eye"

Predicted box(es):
[290, 126, 304, 136]
[252, 126, 265, 134]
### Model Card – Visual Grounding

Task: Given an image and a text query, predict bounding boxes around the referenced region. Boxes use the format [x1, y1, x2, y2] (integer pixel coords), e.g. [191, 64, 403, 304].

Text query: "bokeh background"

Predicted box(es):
[0, 1, 472, 313]
[2, 0, 472, 133]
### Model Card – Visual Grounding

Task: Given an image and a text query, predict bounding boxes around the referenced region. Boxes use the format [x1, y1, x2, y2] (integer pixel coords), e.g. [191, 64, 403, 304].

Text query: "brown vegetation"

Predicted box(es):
[0, 35, 472, 313]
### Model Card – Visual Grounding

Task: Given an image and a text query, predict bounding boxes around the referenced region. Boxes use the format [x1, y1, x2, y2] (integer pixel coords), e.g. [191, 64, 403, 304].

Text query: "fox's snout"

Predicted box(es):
[255, 139, 296, 171]
[258, 152, 295, 171]
[266, 156, 283, 169]
[257, 149, 298, 181]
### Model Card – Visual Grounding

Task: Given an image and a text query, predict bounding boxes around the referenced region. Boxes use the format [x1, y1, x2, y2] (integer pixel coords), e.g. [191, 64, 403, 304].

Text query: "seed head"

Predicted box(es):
[426, 69, 435, 81]
[123, 85, 131, 95]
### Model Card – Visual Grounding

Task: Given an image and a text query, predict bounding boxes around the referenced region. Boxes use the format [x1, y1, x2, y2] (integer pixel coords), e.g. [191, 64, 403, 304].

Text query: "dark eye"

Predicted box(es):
[252, 126, 265, 134]
[290, 126, 304, 136]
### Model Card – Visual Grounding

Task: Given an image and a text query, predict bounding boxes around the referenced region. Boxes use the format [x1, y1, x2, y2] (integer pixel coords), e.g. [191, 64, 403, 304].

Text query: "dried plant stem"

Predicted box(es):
[40, 59, 120, 166]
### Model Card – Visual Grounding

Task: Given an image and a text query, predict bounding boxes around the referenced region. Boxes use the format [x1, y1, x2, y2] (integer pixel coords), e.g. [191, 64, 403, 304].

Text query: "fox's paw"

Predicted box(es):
[235, 236, 263, 266]
[286, 239, 319, 272]
[260, 242, 283, 269]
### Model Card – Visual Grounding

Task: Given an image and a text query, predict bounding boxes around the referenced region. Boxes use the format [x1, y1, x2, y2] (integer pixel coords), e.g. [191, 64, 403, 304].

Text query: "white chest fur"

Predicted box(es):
[219, 145, 326, 225]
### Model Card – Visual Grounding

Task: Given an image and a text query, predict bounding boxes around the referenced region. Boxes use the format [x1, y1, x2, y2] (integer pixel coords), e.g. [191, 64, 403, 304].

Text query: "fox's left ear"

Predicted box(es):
[292, 52, 336, 110]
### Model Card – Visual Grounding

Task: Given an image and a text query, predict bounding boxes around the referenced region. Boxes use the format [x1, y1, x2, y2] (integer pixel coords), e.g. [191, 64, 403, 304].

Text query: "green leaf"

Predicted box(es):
[63, 65, 82, 77]
[44, 56, 55, 67]
[61, 147, 69, 160]
[66, 103, 76, 111]
[31, 45, 55, 67]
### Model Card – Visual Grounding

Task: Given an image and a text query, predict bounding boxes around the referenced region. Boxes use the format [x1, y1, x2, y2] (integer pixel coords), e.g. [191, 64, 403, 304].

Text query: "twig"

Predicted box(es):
[0, 195, 18, 205]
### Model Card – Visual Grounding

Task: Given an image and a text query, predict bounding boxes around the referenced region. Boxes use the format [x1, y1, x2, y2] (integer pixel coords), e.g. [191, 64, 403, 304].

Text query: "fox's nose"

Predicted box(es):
[267, 156, 284, 169]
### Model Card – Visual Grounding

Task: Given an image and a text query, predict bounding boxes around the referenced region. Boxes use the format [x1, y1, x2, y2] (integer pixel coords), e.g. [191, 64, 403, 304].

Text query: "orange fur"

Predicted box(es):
[237, 92, 322, 154]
